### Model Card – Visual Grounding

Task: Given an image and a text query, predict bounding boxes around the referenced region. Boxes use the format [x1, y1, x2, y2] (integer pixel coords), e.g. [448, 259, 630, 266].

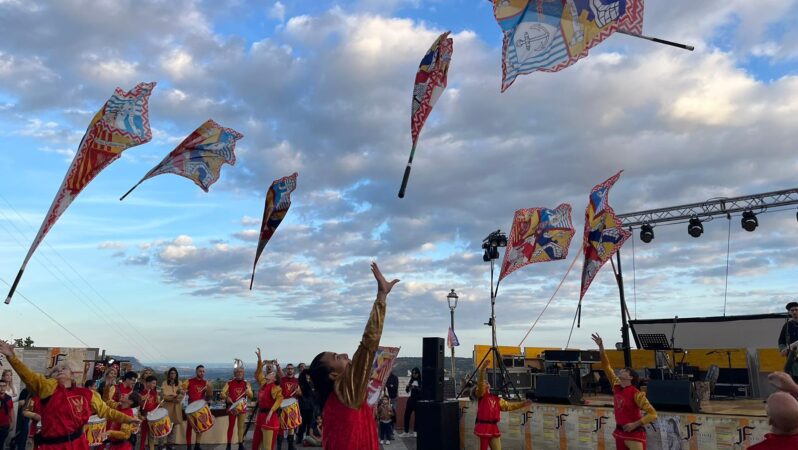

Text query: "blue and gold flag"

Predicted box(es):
[500, 203, 575, 281]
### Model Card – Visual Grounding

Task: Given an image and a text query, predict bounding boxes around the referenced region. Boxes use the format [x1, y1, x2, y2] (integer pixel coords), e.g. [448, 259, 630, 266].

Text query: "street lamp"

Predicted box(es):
[447, 289, 459, 385]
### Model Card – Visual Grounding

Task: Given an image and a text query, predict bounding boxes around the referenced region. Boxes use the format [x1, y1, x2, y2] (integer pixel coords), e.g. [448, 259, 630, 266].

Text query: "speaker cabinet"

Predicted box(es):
[533, 374, 583, 405]
[416, 400, 459, 450]
[646, 379, 700, 412]
[422, 337, 445, 402]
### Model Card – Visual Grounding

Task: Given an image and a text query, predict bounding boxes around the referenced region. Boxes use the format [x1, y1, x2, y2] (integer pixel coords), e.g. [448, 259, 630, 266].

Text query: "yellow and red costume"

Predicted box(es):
[111, 384, 134, 409]
[138, 387, 159, 450]
[473, 366, 528, 450]
[600, 352, 657, 450]
[322, 293, 385, 450]
[5, 354, 136, 450]
[221, 378, 253, 446]
[251, 361, 283, 450]
[107, 407, 136, 450]
[180, 377, 211, 447]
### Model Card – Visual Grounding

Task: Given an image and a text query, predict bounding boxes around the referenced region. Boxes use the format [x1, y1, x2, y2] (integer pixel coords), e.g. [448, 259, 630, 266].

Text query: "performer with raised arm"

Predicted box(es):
[252, 349, 283, 450]
[221, 362, 253, 450]
[592, 333, 657, 450]
[778, 301, 798, 383]
[181, 366, 213, 450]
[472, 361, 531, 450]
[0, 340, 140, 450]
[308, 262, 399, 450]
[139, 376, 160, 450]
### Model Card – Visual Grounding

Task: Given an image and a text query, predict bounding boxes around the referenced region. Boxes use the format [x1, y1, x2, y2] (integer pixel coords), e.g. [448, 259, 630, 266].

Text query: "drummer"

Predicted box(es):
[108, 392, 143, 450]
[112, 372, 138, 409]
[181, 365, 212, 450]
[0, 340, 140, 450]
[221, 364, 253, 450]
[278, 364, 301, 450]
[252, 349, 283, 450]
[139, 376, 161, 450]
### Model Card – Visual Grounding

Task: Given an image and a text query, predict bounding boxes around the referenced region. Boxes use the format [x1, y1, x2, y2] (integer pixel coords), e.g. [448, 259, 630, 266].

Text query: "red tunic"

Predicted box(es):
[29, 396, 41, 439]
[749, 433, 798, 449]
[226, 380, 249, 408]
[255, 383, 280, 431]
[37, 385, 94, 450]
[108, 407, 134, 450]
[280, 377, 299, 399]
[322, 392, 378, 450]
[186, 378, 208, 403]
[113, 385, 134, 404]
[140, 388, 158, 415]
[474, 393, 501, 437]
[0, 394, 13, 427]
[612, 385, 646, 443]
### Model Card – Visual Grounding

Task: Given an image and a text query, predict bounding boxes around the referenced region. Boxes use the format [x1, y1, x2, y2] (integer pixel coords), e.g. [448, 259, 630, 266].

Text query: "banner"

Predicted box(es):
[367, 346, 401, 407]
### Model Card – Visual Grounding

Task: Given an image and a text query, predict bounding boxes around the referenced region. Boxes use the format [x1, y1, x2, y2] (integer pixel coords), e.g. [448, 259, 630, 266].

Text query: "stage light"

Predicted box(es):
[688, 217, 703, 238]
[741, 210, 758, 232]
[640, 224, 654, 243]
[482, 230, 506, 261]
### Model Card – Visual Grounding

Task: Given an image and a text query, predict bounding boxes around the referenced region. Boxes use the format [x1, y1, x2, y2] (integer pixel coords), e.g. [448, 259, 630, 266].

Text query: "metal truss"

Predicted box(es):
[617, 188, 798, 228]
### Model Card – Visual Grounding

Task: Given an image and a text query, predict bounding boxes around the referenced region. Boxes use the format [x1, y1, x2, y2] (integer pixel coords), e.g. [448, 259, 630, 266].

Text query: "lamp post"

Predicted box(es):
[447, 289, 459, 385]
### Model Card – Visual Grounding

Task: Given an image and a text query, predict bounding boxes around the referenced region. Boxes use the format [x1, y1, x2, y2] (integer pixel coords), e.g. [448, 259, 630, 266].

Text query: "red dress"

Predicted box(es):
[611, 384, 647, 444]
[322, 392, 378, 450]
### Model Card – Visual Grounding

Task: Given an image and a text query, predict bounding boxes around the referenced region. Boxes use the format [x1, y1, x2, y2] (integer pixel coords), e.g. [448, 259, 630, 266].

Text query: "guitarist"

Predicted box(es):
[778, 302, 798, 383]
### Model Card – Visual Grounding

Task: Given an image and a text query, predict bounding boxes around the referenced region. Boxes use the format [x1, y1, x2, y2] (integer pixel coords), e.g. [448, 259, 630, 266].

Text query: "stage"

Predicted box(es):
[456, 394, 769, 450]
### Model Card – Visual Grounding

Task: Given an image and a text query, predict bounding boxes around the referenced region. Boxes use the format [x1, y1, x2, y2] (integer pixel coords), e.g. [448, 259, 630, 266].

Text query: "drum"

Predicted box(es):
[278, 398, 302, 430]
[85, 415, 107, 447]
[147, 408, 173, 439]
[228, 397, 247, 415]
[185, 400, 215, 433]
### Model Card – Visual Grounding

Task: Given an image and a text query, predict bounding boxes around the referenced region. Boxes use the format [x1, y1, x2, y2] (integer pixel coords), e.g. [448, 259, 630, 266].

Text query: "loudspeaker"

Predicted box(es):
[416, 400, 459, 450]
[422, 337, 444, 402]
[646, 379, 700, 412]
[533, 374, 583, 405]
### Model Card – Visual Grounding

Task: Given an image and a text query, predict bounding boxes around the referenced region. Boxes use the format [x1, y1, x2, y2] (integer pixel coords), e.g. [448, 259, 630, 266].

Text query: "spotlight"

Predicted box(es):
[688, 217, 703, 238]
[482, 250, 491, 262]
[741, 210, 758, 232]
[640, 224, 654, 243]
[482, 230, 507, 261]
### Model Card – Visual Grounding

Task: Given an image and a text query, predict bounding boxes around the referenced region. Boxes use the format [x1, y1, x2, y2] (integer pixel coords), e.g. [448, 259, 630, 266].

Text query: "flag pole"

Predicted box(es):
[616, 30, 694, 51]
[397, 142, 417, 199]
[119, 179, 145, 201]
[4, 269, 25, 304]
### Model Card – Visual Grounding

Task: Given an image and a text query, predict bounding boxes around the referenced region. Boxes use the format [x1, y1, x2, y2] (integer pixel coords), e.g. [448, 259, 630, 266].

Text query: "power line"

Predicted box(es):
[0, 277, 90, 347]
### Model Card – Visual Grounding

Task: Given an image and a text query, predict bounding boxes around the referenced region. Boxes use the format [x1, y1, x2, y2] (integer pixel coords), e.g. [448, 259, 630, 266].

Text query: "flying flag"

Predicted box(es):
[5, 82, 156, 304]
[367, 346, 401, 407]
[579, 170, 630, 300]
[493, 0, 644, 92]
[398, 31, 453, 198]
[120, 119, 243, 200]
[499, 203, 576, 281]
[250, 172, 298, 289]
[447, 326, 460, 349]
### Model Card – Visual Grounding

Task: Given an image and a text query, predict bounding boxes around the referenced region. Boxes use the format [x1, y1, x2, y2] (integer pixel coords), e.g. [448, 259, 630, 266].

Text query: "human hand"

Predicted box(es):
[32, 413, 41, 422]
[622, 421, 639, 432]
[372, 262, 399, 296]
[255, 348, 262, 362]
[265, 411, 273, 423]
[591, 333, 604, 350]
[0, 340, 15, 358]
[769, 371, 798, 396]
[524, 399, 533, 407]
[782, 349, 789, 357]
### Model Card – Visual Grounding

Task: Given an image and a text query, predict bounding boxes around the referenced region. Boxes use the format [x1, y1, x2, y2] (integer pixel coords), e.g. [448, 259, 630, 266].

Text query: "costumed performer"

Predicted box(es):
[308, 262, 399, 450]
[252, 349, 282, 450]
[221, 362, 253, 450]
[472, 361, 531, 450]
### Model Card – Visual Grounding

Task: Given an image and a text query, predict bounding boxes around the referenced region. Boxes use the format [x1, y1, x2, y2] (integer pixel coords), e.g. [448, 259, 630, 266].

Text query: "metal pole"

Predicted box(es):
[450, 308, 456, 386]
[616, 250, 633, 367]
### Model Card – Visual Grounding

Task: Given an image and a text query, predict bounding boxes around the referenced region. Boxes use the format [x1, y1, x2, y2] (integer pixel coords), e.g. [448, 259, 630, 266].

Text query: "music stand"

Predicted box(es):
[638, 333, 671, 379]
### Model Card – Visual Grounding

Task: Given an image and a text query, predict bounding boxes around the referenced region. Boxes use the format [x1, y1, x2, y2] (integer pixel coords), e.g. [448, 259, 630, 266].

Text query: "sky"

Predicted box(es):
[1, 0, 798, 365]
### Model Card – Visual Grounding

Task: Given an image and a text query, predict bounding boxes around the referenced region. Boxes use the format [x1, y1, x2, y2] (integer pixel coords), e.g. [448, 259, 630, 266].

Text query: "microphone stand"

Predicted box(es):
[669, 316, 678, 378]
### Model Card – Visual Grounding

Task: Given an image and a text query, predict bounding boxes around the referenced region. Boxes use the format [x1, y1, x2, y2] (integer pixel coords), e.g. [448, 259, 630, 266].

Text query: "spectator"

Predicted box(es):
[400, 368, 421, 437]
[377, 396, 394, 445]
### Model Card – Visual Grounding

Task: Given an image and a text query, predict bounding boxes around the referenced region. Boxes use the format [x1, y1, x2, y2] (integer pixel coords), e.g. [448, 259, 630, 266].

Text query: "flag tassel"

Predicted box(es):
[119, 179, 145, 201]
[617, 30, 694, 51]
[397, 143, 417, 199]
[4, 268, 25, 304]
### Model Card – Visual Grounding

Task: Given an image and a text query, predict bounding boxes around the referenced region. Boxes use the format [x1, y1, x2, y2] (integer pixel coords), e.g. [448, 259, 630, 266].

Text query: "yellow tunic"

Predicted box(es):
[600, 352, 657, 425]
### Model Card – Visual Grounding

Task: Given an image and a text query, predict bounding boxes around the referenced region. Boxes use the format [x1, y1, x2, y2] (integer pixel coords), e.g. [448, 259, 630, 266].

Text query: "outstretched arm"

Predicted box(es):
[336, 262, 399, 409]
[0, 341, 57, 399]
[592, 333, 620, 387]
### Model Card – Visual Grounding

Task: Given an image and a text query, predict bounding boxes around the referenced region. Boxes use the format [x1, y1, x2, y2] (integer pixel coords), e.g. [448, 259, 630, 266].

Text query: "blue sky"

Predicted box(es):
[1, 0, 798, 365]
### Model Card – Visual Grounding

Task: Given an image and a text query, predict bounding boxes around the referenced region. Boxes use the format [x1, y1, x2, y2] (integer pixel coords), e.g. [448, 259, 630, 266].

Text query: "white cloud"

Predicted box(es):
[268, 1, 285, 22]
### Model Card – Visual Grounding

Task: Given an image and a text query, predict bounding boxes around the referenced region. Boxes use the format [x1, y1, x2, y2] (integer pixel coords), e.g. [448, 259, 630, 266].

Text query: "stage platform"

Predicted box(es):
[456, 395, 769, 450]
